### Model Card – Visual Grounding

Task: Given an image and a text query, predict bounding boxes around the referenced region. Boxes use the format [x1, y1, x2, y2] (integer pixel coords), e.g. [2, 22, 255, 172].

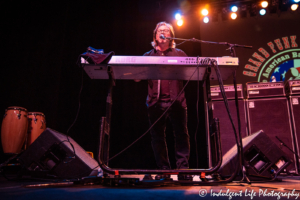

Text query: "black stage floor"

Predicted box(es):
[1, 173, 300, 200]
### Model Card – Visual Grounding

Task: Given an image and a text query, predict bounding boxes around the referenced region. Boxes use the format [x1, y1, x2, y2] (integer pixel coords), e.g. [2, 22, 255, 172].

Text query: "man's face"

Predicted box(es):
[156, 25, 171, 45]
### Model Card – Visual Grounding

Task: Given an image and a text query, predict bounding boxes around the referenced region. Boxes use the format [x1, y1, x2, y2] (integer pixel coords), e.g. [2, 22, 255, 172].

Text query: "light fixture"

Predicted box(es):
[201, 8, 209, 16]
[175, 13, 181, 20]
[259, 8, 267, 15]
[231, 6, 238, 12]
[291, 4, 299, 10]
[177, 19, 183, 26]
[261, 1, 269, 8]
[230, 12, 237, 19]
[203, 16, 209, 23]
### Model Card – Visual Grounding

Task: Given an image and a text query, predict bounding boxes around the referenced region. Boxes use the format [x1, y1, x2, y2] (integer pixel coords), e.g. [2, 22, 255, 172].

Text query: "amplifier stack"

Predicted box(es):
[209, 84, 248, 160]
[285, 80, 300, 95]
[286, 80, 300, 175]
[245, 81, 297, 174]
[208, 81, 300, 175]
[246, 82, 285, 98]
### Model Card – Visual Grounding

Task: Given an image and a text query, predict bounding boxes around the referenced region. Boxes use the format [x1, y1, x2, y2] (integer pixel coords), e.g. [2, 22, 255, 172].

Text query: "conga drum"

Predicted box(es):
[27, 112, 46, 147]
[1, 106, 28, 153]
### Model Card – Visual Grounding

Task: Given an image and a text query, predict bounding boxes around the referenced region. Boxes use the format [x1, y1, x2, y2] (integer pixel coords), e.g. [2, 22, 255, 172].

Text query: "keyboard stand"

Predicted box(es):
[82, 60, 241, 184]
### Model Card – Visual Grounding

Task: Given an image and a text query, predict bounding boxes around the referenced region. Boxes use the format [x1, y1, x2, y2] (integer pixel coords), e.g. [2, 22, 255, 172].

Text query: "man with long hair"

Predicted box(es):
[144, 22, 192, 181]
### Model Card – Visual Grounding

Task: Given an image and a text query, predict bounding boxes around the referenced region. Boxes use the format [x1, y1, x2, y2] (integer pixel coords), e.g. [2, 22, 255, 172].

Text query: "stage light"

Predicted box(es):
[261, 1, 268, 8]
[269, 0, 279, 13]
[231, 6, 238, 12]
[250, 3, 257, 16]
[294, 0, 300, 2]
[203, 16, 209, 23]
[230, 12, 237, 19]
[291, 4, 299, 10]
[271, 0, 279, 6]
[211, 7, 219, 22]
[240, 4, 248, 18]
[282, 0, 289, 4]
[175, 13, 181, 20]
[201, 8, 209, 16]
[222, 7, 229, 20]
[281, 0, 290, 11]
[259, 8, 267, 15]
[177, 19, 183, 26]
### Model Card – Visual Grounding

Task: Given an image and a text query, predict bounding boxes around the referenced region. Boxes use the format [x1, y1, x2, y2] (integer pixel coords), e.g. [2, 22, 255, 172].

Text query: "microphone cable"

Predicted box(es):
[61, 67, 85, 164]
[211, 59, 242, 179]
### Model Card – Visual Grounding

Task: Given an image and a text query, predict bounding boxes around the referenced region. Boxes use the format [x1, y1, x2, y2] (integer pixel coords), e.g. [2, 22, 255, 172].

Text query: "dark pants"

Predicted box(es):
[148, 101, 190, 169]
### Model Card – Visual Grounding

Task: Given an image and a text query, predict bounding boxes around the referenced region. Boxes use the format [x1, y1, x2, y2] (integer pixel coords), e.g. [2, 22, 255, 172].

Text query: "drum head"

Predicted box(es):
[6, 106, 27, 112]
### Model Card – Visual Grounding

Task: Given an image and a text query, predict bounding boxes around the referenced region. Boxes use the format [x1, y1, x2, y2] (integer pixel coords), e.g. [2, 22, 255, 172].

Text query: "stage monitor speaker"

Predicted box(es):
[18, 128, 100, 178]
[246, 97, 298, 174]
[288, 96, 300, 172]
[218, 130, 292, 180]
[209, 99, 248, 166]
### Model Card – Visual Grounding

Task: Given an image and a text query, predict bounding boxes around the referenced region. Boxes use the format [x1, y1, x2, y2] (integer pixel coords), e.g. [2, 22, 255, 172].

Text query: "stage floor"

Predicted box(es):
[1, 174, 300, 200]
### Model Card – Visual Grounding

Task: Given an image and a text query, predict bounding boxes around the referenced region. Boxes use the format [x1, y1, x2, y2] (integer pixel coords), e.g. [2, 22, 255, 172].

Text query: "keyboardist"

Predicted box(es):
[138, 21, 192, 181]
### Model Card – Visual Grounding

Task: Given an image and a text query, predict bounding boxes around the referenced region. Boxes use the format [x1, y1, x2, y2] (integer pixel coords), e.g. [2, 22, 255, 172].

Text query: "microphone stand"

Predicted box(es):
[165, 37, 252, 52]
[166, 36, 253, 183]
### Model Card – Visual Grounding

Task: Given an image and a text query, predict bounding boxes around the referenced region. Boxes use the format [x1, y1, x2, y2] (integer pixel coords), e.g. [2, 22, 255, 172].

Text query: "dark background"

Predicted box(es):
[1, 0, 299, 170]
[0, 0, 206, 169]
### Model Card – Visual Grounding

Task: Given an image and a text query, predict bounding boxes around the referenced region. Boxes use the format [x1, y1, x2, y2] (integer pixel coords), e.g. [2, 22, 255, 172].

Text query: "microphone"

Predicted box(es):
[159, 34, 166, 39]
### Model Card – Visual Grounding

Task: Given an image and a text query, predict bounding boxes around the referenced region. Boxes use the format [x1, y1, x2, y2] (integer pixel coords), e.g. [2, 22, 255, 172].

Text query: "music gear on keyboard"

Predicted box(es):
[81, 56, 239, 80]
[82, 56, 238, 66]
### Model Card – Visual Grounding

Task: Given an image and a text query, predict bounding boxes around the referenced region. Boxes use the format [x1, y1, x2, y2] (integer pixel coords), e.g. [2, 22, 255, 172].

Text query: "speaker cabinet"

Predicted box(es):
[288, 96, 300, 172]
[209, 100, 248, 165]
[246, 97, 297, 173]
[219, 130, 292, 180]
[18, 128, 100, 178]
